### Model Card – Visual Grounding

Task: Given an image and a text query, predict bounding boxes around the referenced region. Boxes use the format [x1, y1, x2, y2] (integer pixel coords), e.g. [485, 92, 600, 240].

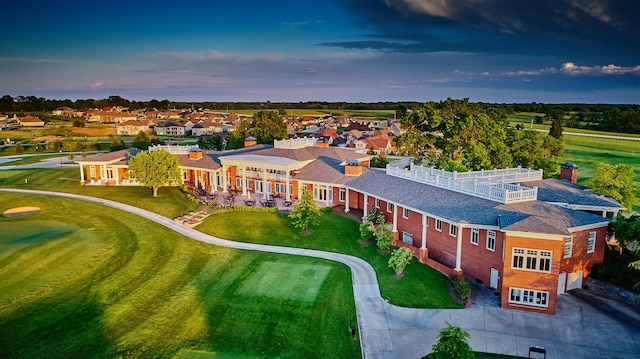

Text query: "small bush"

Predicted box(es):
[449, 274, 471, 300]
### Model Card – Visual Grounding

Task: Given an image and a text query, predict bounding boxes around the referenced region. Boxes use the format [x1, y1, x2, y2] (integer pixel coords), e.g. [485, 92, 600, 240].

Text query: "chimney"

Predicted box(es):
[560, 162, 578, 183]
[244, 136, 257, 147]
[344, 159, 363, 176]
[316, 139, 330, 148]
[189, 149, 203, 160]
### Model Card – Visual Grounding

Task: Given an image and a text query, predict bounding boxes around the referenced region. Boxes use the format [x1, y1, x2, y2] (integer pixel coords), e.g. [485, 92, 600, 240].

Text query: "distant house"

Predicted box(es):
[191, 121, 220, 136]
[52, 106, 77, 118]
[17, 115, 44, 127]
[116, 120, 151, 136]
[154, 121, 185, 136]
[359, 136, 393, 155]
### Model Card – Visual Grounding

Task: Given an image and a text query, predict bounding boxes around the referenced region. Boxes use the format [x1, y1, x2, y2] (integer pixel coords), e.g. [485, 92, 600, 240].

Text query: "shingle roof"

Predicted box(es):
[346, 170, 610, 235]
[528, 178, 625, 210]
[77, 148, 141, 163]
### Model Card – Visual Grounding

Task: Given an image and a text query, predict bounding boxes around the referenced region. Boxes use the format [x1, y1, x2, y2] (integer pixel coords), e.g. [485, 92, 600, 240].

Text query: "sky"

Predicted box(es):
[1, 0, 639, 104]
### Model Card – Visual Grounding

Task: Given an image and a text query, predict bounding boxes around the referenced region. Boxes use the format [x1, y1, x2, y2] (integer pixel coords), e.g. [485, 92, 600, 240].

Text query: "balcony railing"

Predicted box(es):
[386, 164, 539, 204]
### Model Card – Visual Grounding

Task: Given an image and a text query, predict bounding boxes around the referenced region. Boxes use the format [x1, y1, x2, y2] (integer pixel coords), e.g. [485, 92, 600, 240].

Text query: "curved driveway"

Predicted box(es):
[1, 188, 639, 359]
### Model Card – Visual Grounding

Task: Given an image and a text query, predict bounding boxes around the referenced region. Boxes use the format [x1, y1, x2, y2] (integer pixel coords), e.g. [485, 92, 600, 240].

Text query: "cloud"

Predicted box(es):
[502, 62, 640, 77]
[0, 57, 72, 65]
[89, 81, 104, 89]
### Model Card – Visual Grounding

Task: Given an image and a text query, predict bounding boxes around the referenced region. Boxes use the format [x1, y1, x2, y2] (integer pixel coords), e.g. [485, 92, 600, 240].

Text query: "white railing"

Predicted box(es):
[387, 165, 538, 204]
[148, 144, 199, 155]
[409, 164, 543, 183]
[274, 137, 317, 149]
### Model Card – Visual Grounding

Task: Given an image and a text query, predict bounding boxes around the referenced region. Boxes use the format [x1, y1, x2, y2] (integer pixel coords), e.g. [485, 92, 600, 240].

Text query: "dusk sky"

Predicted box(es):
[1, 0, 639, 103]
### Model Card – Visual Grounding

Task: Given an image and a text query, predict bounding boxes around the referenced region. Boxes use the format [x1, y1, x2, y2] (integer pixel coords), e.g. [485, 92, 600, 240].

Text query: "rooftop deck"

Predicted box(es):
[386, 164, 540, 204]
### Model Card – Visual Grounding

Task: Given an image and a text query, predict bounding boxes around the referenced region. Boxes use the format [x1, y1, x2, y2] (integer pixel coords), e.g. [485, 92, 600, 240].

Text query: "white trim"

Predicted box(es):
[567, 222, 610, 233]
[587, 231, 596, 254]
[486, 230, 496, 252]
[470, 228, 479, 245]
[563, 236, 573, 259]
[501, 230, 565, 241]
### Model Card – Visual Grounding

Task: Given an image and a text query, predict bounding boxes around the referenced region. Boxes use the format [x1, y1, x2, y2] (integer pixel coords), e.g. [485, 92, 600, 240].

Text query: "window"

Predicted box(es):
[449, 224, 458, 237]
[246, 179, 252, 190]
[486, 231, 496, 251]
[564, 236, 573, 258]
[375, 198, 380, 208]
[509, 287, 549, 308]
[236, 178, 242, 187]
[435, 219, 442, 232]
[402, 232, 413, 245]
[403, 208, 409, 219]
[512, 247, 552, 272]
[90, 165, 96, 178]
[387, 202, 393, 213]
[587, 232, 596, 254]
[339, 188, 346, 202]
[470, 228, 479, 245]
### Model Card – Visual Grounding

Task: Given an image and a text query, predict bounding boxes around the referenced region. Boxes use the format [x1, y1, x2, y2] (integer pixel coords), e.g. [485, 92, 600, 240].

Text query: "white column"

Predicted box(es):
[209, 172, 214, 192]
[102, 165, 107, 183]
[242, 167, 247, 196]
[363, 194, 368, 217]
[345, 188, 350, 212]
[222, 165, 228, 192]
[194, 170, 199, 187]
[455, 225, 463, 271]
[263, 168, 268, 197]
[392, 204, 398, 232]
[285, 169, 291, 201]
[325, 186, 330, 207]
[79, 164, 85, 183]
[421, 214, 427, 250]
[115, 168, 119, 185]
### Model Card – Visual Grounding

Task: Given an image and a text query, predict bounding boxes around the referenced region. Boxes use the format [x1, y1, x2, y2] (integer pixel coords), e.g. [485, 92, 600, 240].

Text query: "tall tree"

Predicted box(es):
[288, 188, 322, 234]
[132, 131, 151, 150]
[128, 149, 181, 197]
[589, 163, 638, 210]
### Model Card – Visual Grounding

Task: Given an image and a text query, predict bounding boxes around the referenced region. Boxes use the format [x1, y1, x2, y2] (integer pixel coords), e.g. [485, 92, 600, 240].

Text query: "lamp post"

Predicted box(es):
[59, 149, 62, 168]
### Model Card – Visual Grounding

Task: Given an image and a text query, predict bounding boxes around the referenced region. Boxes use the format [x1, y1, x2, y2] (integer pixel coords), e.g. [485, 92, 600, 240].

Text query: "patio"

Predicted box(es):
[188, 185, 298, 212]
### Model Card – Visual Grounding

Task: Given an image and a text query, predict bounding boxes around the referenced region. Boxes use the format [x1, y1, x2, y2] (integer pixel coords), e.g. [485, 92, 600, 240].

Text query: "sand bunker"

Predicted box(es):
[3, 207, 41, 217]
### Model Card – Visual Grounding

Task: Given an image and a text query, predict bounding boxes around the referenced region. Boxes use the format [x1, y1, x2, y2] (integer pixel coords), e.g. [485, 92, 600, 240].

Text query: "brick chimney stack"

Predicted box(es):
[560, 162, 579, 184]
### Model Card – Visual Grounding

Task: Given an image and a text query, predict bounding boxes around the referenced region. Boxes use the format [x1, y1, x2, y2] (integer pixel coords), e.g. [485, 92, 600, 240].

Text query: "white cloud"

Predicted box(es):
[502, 62, 640, 77]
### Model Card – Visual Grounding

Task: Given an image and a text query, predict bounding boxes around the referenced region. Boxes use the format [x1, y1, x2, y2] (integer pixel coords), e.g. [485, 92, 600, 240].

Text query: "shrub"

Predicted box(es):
[388, 247, 413, 277]
[359, 220, 375, 242]
[375, 224, 394, 252]
[449, 274, 471, 300]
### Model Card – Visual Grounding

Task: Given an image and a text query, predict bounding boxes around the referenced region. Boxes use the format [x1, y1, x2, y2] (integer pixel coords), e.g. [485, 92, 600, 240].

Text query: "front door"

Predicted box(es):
[490, 268, 499, 290]
[558, 272, 567, 295]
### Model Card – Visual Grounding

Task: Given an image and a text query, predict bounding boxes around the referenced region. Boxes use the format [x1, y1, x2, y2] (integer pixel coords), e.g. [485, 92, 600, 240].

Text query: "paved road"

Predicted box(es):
[1, 188, 639, 358]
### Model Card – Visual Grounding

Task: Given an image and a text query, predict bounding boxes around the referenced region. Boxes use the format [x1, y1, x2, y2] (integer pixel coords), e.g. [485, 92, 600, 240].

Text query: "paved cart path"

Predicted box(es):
[2, 189, 639, 359]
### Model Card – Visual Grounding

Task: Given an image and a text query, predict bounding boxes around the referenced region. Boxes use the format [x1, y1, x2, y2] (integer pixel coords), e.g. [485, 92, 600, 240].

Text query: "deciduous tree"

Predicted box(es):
[128, 149, 181, 197]
[288, 188, 322, 234]
[388, 247, 413, 278]
[589, 163, 638, 210]
[430, 322, 474, 359]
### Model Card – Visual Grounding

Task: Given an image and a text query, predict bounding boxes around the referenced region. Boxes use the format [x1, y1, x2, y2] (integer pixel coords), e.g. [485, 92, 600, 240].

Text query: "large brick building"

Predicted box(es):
[77, 138, 624, 314]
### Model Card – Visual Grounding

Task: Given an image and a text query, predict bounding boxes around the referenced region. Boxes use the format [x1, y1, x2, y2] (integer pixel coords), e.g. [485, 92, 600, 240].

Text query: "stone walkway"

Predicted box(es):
[2, 188, 639, 359]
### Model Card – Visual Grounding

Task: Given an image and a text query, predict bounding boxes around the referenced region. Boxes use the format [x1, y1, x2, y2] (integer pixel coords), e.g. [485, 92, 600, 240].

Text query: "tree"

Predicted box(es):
[132, 131, 150, 150]
[288, 188, 322, 234]
[430, 322, 474, 359]
[226, 110, 288, 149]
[128, 149, 181, 197]
[15, 142, 23, 153]
[589, 163, 638, 210]
[549, 119, 563, 139]
[388, 247, 413, 278]
[375, 222, 394, 252]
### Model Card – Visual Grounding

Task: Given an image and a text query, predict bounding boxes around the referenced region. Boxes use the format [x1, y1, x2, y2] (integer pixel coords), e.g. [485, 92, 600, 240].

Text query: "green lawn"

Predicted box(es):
[561, 135, 640, 211]
[0, 193, 360, 359]
[0, 154, 64, 166]
[196, 211, 462, 309]
[0, 168, 198, 218]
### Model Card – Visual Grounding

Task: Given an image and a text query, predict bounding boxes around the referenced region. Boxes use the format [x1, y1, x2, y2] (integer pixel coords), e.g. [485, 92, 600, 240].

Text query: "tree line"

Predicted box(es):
[2, 94, 638, 133]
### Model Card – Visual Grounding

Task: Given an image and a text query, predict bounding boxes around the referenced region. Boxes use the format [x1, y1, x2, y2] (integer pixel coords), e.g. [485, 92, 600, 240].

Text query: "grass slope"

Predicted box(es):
[0, 168, 198, 218]
[0, 193, 359, 358]
[196, 211, 461, 308]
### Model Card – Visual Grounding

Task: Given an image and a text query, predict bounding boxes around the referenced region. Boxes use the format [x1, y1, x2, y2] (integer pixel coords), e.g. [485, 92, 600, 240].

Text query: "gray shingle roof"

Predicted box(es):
[528, 178, 625, 210]
[346, 170, 610, 235]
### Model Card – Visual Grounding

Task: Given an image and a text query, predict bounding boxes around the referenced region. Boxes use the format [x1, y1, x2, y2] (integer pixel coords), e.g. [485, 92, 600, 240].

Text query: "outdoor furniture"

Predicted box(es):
[283, 200, 293, 207]
[260, 200, 267, 207]
[528, 345, 546, 359]
[244, 200, 255, 206]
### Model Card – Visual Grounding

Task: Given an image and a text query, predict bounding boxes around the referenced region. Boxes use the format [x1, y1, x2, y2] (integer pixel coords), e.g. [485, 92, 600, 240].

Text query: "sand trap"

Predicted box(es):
[3, 207, 41, 217]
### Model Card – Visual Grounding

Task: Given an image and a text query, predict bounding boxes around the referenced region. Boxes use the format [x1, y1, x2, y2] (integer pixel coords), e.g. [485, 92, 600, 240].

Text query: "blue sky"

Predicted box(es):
[1, 0, 639, 103]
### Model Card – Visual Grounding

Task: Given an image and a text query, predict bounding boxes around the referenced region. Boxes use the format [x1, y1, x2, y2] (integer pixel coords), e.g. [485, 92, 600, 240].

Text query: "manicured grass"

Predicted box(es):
[0, 154, 64, 166]
[196, 211, 462, 309]
[561, 135, 640, 211]
[0, 168, 199, 218]
[0, 193, 360, 358]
